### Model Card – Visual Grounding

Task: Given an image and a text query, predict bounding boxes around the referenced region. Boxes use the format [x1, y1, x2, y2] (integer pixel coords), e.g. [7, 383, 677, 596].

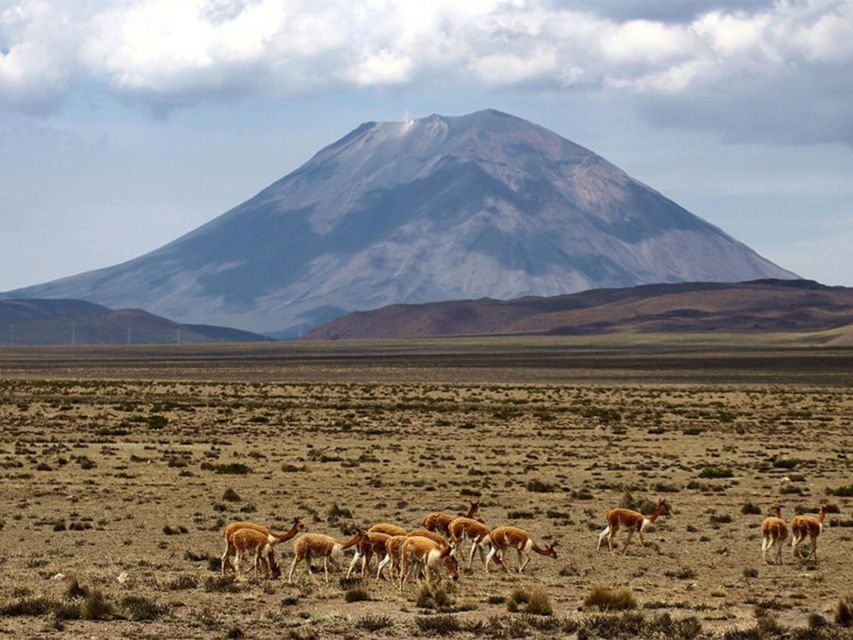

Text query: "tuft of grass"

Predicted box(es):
[344, 587, 370, 603]
[830, 484, 853, 497]
[837, 596, 853, 626]
[64, 577, 88, 599]
[80, 590, 113, 621]
[215, 463, 251, 475]
[665, 567, 698, 580]
[222, 488, 241, 502]
[579, 612, 702, 640]
[415, 614, 461, 634]
[584, 586, 638, 611]
[699, 467, 734, 479]
[0, 596, 79, 619]
[526, 479, 556, 493]
[743, 567, 759, 579]
[327, 503, 352, 519]
[741, 502, 762, 515]
[416, 585, 453, 611]
[356, 615, 394, 631]
[121, 595, 164, 621]
[168, 574, 198, 590]
[507, 587, 553, 616]
[204, 575, 239, 593]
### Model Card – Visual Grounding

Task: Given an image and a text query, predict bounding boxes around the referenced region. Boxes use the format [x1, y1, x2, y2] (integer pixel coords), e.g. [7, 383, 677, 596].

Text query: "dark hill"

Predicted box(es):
[0, 299, 270, 346]
[304, 280, 853, 340]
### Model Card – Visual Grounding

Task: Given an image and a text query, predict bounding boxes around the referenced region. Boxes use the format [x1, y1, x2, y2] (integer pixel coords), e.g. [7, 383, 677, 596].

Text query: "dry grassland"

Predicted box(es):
[0, 343, 851, 638]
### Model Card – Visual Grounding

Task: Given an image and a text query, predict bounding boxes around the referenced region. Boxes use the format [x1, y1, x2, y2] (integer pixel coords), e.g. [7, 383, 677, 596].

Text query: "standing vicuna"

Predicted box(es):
[597, 499, 670, 554]
[229, 528, 281, 579]
[791, 504, 827, 562]
[221, 518, 306, 575]
[448, 516, 494, 570]
[423, 501, 479, 536]
[486, 526, 557, 573]
[399, 536, 458, 590]
[288, 531, 367, 583]
[761, 501, 788, 565]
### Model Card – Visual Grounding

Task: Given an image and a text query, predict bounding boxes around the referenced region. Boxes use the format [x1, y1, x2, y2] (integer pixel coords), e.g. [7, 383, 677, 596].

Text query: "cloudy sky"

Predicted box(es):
[2, 0, 852, 290]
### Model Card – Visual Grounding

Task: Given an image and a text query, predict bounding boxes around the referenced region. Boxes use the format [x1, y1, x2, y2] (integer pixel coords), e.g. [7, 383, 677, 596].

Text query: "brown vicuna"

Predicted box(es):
[448, 516, 493, 570]
[367, 523, 408, 537]
[221, 518, 306, 575]
[288, 530, 366, 583]
[422, 501, 479, 536]
[596, 499, 670, 554]
[399, 536, 458, 590]
[230, 528, 281, 579]
[378, 532, 458, 582]
[761, 501, 788, 564]
[486, 526, 557, 573]
[791, 504, 827, 562]
[376, 534, 408, 581]
[408, 528, 447, 546]
[347, 530, 391, 579]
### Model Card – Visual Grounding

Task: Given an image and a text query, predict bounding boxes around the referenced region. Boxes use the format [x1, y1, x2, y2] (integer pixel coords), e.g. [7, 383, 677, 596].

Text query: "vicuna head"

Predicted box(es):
[545, 542, 558, 559]
[442, 553, 459, 580]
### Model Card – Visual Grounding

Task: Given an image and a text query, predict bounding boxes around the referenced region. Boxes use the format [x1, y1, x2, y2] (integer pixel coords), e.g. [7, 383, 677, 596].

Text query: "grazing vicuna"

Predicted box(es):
[378, 532, 458, 582]
[347, 530, 391, 579]
[486, 526, 557, 573]
[230, 528, 281, 579]
[288, 531, 366, 583]
[376, 534, 408, 581]
[448, 516, 493, 570]
[367, 523, 408, 537]
[399, 536, 458, 590]
[596, 499, 670, 554]
[761, 501, 788, 565]
[423, 501, 479, 536]
[221, 518, 306, 575]
[408, 528, 447, 546]
[791, 505, 827, 562]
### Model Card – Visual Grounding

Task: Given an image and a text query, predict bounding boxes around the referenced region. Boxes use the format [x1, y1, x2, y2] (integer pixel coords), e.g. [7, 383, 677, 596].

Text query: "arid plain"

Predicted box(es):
[0, 339, 851, 639]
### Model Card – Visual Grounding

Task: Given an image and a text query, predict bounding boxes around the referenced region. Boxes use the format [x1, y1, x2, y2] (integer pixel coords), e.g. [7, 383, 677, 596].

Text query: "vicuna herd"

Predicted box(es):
[219, 498, 830, 588]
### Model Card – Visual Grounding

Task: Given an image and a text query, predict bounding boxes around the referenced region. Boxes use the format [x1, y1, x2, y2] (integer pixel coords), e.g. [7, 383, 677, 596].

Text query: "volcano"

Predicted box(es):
[3, 109, 795, 336]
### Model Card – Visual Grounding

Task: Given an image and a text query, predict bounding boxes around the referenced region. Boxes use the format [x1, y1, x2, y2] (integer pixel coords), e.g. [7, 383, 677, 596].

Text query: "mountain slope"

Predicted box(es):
[0, 299, 270, 345]
[304, 280, 853, 340]
[3, 109, 795, 336]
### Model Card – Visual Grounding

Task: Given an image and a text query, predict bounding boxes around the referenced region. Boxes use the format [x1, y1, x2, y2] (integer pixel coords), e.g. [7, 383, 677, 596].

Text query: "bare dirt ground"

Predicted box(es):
[0, 341, 851, 639]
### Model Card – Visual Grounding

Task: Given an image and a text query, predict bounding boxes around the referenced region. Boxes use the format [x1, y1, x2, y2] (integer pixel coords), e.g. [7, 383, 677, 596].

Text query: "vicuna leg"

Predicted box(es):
[519, 549, 531, 573]
[622, 530, 634, 554]
[596, 526, 610, 552]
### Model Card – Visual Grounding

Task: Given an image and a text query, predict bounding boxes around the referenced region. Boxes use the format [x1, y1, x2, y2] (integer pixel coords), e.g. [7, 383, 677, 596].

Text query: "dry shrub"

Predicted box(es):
[80, 590, 113, 620]
[507, 587, 553, 616]
[584, 586, 637, 611]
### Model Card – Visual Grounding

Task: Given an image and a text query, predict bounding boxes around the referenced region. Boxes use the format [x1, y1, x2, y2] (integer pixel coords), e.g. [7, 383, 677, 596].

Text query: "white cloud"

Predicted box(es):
[0, 0, 852, 144]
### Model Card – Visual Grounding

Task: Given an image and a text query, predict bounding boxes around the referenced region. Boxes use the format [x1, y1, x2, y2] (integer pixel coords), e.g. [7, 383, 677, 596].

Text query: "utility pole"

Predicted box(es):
[71, 322, 77, 346]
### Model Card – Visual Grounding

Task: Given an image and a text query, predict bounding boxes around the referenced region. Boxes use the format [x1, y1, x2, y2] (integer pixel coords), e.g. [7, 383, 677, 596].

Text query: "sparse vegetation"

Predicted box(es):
[699, 467, 734, 479]
[584, 586, 638, 611]
[0, 353, 849, 638]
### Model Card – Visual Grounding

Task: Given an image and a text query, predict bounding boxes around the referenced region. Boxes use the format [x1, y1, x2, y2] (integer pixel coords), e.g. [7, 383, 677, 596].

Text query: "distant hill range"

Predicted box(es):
[304, 279, 853, 342]
[0, 299, 270, 346]
[2, 109, 794, 338]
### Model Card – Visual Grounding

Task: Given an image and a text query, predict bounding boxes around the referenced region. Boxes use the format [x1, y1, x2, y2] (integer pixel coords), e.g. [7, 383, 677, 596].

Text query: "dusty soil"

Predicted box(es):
[0, 343, 851, 638]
